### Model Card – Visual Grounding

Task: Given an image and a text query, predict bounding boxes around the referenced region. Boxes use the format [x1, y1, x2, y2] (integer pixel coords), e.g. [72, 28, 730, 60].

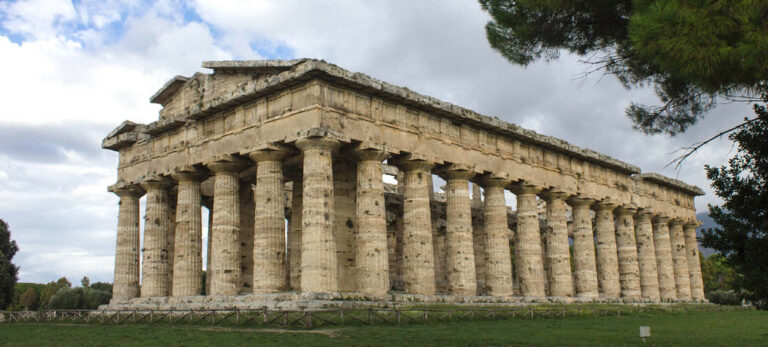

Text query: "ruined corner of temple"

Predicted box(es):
[100, 59, 708, 311]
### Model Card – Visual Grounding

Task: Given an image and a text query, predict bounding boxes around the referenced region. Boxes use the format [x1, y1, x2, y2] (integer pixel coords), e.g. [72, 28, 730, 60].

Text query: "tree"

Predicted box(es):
[19, 288, 37, 311]
[479, 1, 768, 136]
[80, 276, 90, 288]
[701, 254, 739, 293]
[702, 105, 768, 308]
[0, 218, 19, 310]
[48, 287, 111, 310]
[89, 282, 112, 294]
[39, 277, 71, 309]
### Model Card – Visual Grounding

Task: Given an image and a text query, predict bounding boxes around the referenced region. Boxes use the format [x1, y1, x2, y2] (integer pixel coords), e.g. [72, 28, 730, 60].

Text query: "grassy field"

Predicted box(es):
[1, 309, 766, 346]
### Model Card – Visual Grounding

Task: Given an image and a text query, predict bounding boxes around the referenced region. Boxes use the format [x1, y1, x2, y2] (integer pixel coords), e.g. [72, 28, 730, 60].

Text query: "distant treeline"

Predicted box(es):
[6, 276, 112, 311]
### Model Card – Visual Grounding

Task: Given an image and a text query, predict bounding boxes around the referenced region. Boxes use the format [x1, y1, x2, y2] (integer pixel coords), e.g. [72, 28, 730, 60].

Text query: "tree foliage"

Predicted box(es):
[39, 277, 71, 309]
[702, 105, 768, 308]
[19, 288, 37, 310]
[48, 287, 111, 310]
[0, 218, 19, 310]
[480, 0, 768, 135]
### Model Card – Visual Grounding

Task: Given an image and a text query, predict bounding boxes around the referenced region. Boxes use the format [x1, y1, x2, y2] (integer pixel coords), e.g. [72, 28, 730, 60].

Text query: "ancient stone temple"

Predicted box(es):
[102, 60, 706, 310]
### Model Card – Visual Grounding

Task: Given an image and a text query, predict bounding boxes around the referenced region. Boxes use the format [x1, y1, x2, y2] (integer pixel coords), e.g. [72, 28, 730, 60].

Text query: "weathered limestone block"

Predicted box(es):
[653, 216, 677, 300]
[635, 209, 660, 300]
[353, 148, 390, 296]
[296, 137, 339, 293]
[567, 197, 598, 298]
[594, 200, 620, 298]
[288, 177, 303, 290]
[394, 158, 436, 295]
[333, 158, 358, 293]
[166, 198, 176, 293]
[238, 180, 255, 294]
[614, 206, 641, 298]
[170, 171, 206, 297]
[440, 167, 477, 296]
[207, 159, 248, 296]
[510, 184, 546, 297]
[249, 149, 291, 293]
[670, 219, 692, 300]
[472, 207, 487, 295]
[479, 177, 514, 297]
[139, 179, 173, 297]
[542, 191, 573, 297]
[684, 221, 706, 300]
[112, 185, 144, 299]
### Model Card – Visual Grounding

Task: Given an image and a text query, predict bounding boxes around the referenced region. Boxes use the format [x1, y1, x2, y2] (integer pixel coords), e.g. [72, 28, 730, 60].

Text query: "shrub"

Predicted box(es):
[707, 290, 743, 306]
[48, 287, 111, 310]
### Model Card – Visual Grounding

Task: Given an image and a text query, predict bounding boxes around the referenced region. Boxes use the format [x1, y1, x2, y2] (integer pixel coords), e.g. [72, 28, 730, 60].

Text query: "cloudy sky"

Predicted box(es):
[0, 0, 753, 283]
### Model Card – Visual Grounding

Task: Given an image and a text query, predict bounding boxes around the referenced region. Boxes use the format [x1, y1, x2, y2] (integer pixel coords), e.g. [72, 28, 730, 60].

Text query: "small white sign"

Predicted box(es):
[640, 326, 651, 338]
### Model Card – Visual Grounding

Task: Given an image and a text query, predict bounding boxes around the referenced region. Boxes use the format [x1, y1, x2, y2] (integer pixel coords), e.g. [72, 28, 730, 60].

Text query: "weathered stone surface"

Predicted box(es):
[635, 210, 660, 300]
[653, 216, 677, 300]
[670, 220, 692, 300]
[684, 221, 706, 300]
[111, 185, 144, 299]
[510, 184, 545, 297]
[568, 197, 598, 298]
[594, 200, 620, 298]
[440, 167, 477, 296]
[480, 177, 514, 297]
[170, 171, 205, 297]
[139, 179, 173, 297]
[541, 191, 573, 297]
[296, 137, 339, 293]
[614, 206, 641, 298]
[333, 158, 358, 293]
[288, 177, 303, 290]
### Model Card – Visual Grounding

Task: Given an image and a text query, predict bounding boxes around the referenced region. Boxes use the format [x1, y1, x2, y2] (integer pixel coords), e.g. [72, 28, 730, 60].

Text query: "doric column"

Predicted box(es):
[684, 220, 706, 300]
[139, 178, 173, 297]
[170, 169, 206, 297]
[438, 165, 477, 296]
[288, 176, 303, 290]
[248, 148, 291, 293]
[392, 157, 436, 295]
[541, 190, 573, 297]
[670, 219, 692, 300]
[510, 184, 546, 297]
[567, 197, 598, 298]
[614, 206, 641, 298]
[353, 147, 390, 296]
[653, 216, 677, 300]
[296, 137, 340, 293]
[203, 197, 212, 294]
[594, 200, 620, 298]
[206, 158, 248, 296]
[479, 176, 513, 297]
[635, 209, 660, 300]
[111, 185, 144, 299]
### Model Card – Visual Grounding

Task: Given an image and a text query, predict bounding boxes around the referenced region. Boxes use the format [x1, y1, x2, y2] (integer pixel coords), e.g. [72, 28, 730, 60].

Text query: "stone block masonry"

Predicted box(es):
[102, 59, 706, 309]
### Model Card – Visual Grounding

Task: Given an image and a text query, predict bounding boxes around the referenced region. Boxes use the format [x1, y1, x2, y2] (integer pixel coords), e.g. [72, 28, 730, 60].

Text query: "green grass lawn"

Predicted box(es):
[1, 309, 767, 346]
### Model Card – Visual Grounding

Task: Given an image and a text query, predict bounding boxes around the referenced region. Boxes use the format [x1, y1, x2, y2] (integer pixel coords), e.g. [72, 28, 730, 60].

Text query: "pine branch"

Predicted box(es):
[667, 118, 763, 170]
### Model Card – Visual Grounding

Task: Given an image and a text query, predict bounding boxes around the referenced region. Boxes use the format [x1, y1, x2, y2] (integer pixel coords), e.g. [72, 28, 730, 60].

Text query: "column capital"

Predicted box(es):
[614, 205, 638, 216]
[476, 174, 513, 188]
[352, 147, 390, 162]
[390, 157, 435, 172]
[566, 196, 595, 207]
[171, 166, 208, 183]
[635, 208, 656, 220]
[684, 219, 702, 229]
[509, 182, 543, 195]
[593, 199, 618, 212]
[436, 163, 475, 180]
[653, 215, 672, 224]
[295, 137, 340, 152]
[205, 155, 250, 174]
[669, 218, 686, 227]
[139, 176, 173, 191]
[247, 144, 294, 162]
[109, 183, 145, 197]
[540, 189, 570, 202]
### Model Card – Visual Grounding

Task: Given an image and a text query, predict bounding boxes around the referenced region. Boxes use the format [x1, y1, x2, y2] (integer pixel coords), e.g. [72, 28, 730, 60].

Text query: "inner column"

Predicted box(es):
[296, 137, 340, 293]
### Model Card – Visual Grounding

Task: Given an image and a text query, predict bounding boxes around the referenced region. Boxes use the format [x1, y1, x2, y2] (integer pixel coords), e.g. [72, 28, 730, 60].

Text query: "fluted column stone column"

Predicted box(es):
[510, 184, 545, 297]
[111, 185, 144, 299]
[140, 178, 173, 297]
[296, 137, 340, 293]
[653, 216, 677, 300]
[635, 209, 660, 300]
[394, 158, 436, 295]
[614, 206, 641, 298]
[541, 191, 573, 297]
[567, 197, 598, 298]
[170, 170, 206, 297]
[288, 176, 303, 290]
[207, 158, 248, 296]
[594, 200, 620, 298]
[439, 166, 477, 296]
[353, 147, 390, 296]
[684, 221, 706, 300]
[478, 176, 513, 297]
[249, 148, 291, 293]
[670, 219, 692, 300]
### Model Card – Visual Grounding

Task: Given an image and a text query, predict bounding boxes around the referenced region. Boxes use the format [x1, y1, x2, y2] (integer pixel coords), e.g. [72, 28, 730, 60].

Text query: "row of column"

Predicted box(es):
[112, 136, 705, 301]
